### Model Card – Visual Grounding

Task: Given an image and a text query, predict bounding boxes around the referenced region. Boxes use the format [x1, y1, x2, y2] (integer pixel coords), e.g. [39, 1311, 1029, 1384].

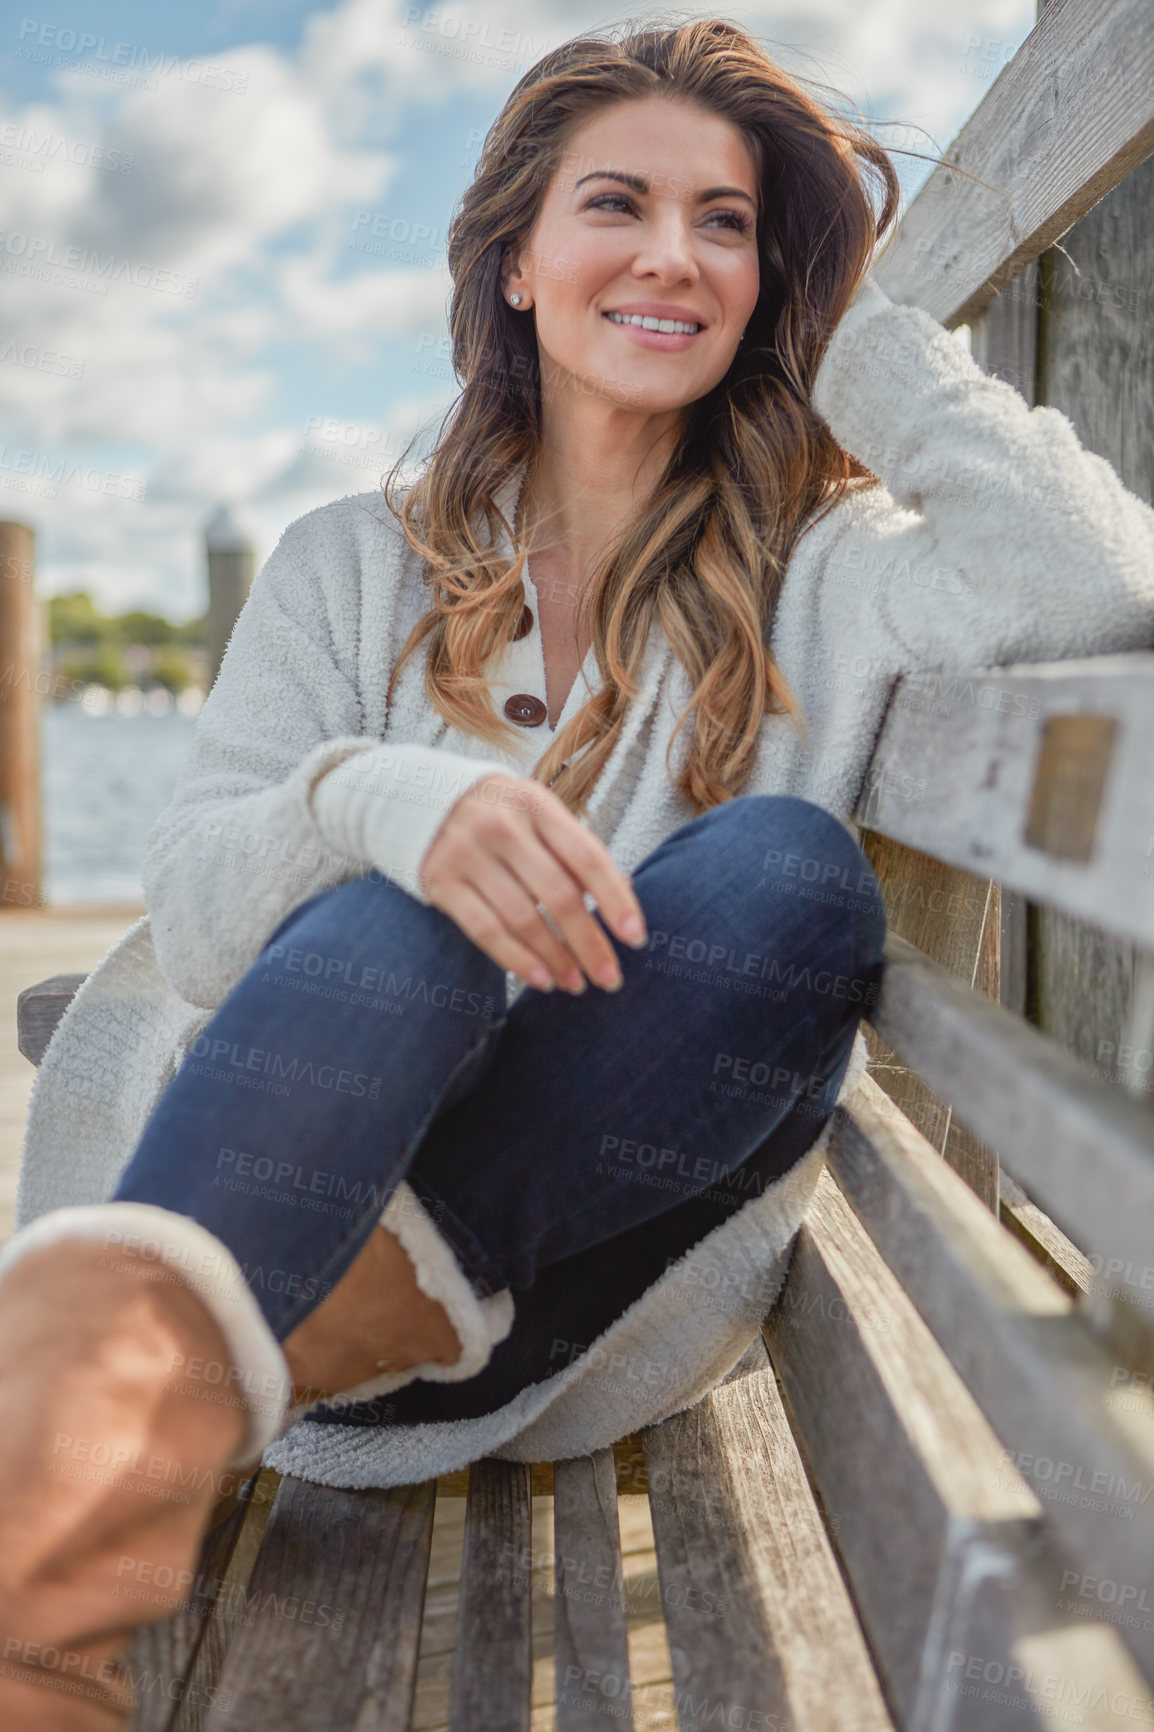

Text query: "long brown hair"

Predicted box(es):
[382, 16, 902, 815]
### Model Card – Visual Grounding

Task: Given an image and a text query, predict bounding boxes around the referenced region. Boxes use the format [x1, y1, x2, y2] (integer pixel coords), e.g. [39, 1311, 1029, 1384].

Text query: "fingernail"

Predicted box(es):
[529, 968, 553, 990]
[599, 969, 623, 992]
[621, 913, 647, 946]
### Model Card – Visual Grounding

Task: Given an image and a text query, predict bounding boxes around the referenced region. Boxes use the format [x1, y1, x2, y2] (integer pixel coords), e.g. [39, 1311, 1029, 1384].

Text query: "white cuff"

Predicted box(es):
[0, 1203, 294, 1468]
[310, 742, 510, 903]
[286, 1180, 515, 1425]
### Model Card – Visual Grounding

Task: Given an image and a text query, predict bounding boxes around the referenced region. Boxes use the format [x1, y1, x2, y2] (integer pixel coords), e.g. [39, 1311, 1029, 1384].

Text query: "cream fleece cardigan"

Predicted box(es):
[8, 274, 1154, 1484]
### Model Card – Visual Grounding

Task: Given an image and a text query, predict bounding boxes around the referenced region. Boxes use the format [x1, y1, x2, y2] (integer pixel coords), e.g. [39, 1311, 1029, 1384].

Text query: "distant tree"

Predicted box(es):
[149, 645, 194, 691]
[55, 644, 129, 690]
[115, 609, 177, 646]
[50, 591, 108, 645]
[174, 611, 207, 646]
[50, 592, 205, 654]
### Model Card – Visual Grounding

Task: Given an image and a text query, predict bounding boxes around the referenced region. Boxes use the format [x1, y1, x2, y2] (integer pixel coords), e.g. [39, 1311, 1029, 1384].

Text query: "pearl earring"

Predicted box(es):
[510, 293, 523, 306]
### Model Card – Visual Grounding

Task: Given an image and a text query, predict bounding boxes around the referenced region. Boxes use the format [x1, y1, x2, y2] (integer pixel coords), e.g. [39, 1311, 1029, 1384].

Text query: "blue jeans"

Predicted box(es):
[113, 796, 886, 1427]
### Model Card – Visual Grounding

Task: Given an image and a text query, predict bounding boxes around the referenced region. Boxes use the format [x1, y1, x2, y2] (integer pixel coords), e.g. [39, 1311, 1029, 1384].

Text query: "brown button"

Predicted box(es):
[504, 693, 547, 727]
[513, 602, 533, 641]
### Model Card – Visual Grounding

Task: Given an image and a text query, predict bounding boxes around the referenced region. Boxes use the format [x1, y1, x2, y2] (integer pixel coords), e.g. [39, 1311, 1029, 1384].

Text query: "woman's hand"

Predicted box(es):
[418, 771, 648, 993]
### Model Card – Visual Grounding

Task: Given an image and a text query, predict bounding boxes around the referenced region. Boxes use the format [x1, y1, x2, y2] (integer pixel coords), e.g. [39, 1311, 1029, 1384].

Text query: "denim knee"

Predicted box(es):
[679, 794, 887, 970]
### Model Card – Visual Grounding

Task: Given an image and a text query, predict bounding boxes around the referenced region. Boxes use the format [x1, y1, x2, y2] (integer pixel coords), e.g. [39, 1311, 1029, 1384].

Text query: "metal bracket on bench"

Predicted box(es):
[16, 973, 88, 1066]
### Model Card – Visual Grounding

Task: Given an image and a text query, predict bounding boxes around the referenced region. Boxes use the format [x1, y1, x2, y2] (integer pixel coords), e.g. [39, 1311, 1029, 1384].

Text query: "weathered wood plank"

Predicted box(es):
[869, 930, 1154, 1288]
[764, 1167, 1040, 1727]
[16, 970, 86, 1064]
[855, 657, 1154, 951]
[171, 1468, 282, 1732]
[610, 1350, 766, 1502]
[124, 1473, 259, 1732]
[552, 1451, 634, 1731]
[938, 254, 1039, 1076]
[998, 1171, 1091, 1298]
[722, 1367, 896, 1731]
[643, 1397, 789, 1732]
[448, 1459, 532, 1732]
[857, 831, 1001, 1208]
[969, 258, 1040, 407]
[873, 0, 1154, 327]
[828, 1074, 1154, 1681]
[1029, 148, 1154, 1367]
[924, 1509, 1154, 1730]
[643, 1359, 896, 1731]
[206, 1474, 436, 1731]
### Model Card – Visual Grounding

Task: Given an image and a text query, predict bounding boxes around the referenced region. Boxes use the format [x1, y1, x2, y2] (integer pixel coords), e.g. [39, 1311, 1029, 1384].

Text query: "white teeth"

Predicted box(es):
[605, 311, 701, 335]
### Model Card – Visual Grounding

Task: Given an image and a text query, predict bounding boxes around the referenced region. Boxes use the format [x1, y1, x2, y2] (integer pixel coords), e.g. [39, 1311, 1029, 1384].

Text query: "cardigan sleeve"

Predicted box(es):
[141, 504, 508, 1010]
[808, 274, 1154, 675]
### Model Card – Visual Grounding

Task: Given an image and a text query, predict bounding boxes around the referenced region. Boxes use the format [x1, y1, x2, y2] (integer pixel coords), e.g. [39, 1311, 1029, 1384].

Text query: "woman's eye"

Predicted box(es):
[583, 194, 750, 235]
[584, 193, 635, 214]
[704, 209, 752, 233]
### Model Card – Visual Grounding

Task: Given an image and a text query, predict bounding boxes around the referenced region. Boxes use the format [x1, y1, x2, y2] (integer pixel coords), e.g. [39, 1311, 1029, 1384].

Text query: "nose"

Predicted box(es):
[629, 202, 700, 286]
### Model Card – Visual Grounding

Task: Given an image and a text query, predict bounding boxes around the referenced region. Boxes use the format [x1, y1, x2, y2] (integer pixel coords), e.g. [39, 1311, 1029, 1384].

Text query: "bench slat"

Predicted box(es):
[16, 971, 87, 1065]
[553, 1450, 633, 1730]
[643, 1355, 894, 1732]
[828, 1074, 1154, 1683]
[448, 1459, 532, 1732]
[998, 1172, 1092, 1298]
[206, 1473, 435, 1730]
[125, 1472, 259, 1732]
[874, 0, 1154, 325]
[855, 657, 1154, 950]
[764, 1167, 1041, 1727]
[871, 931, 1154, 1285]
[170, 1468, 282, 1732]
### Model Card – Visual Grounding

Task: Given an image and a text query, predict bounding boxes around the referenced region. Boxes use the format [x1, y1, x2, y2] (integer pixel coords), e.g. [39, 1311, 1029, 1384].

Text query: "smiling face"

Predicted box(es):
[504, 95, 762, 419]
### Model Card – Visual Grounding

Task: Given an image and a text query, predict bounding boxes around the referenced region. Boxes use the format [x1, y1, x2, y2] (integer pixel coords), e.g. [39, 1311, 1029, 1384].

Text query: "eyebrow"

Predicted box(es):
[573, 168, 756, 207]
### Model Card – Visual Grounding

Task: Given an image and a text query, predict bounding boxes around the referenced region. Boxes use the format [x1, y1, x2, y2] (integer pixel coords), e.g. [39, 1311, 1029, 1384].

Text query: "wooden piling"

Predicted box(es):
[0, 520, 42, 911]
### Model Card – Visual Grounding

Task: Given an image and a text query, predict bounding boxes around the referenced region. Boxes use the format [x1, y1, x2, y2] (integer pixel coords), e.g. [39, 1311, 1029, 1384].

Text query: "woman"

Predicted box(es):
[4, 16, 1154, 1725]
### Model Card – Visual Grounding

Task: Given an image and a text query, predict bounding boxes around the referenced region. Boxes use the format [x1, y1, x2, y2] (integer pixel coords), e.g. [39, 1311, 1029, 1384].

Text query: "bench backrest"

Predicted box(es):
[765, 0, 1154, 1712]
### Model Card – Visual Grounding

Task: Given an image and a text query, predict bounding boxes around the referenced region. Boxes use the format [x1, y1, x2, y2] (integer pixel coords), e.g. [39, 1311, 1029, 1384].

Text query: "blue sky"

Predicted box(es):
[0, 0, 1036, 620]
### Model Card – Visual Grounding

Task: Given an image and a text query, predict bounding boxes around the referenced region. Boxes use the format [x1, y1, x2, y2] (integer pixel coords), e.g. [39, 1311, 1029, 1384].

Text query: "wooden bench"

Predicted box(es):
[19, 647, 1154, 1730]
[16, 2, 1154, 1724]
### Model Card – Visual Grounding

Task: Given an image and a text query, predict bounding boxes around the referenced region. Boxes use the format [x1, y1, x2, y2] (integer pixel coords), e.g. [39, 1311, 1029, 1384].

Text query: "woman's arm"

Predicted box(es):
[808, 274, 1154, 674]
[142, 503, 508, 1009]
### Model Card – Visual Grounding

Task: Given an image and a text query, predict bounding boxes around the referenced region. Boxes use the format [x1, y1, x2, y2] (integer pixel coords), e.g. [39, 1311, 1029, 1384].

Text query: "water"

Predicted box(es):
[42, 706, 197, 905]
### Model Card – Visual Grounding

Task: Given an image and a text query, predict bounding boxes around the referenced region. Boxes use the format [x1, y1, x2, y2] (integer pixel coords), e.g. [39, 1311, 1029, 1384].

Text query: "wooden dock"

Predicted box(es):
[0, 906, 675, 1730]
